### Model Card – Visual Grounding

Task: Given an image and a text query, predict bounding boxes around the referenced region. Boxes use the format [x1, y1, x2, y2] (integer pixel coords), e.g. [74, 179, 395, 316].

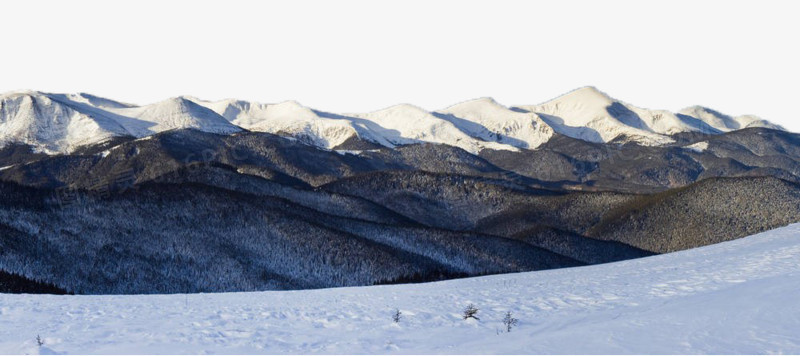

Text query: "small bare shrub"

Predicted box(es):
[463, 304, 479, 320]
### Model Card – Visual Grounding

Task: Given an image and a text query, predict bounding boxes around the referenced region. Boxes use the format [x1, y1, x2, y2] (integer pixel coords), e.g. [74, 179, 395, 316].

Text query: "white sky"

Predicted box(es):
[2, 0, 798, 131]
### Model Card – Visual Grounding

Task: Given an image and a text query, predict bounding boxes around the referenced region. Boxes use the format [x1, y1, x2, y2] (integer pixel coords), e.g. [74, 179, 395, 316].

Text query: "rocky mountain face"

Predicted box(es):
[1, 88, 798, 294]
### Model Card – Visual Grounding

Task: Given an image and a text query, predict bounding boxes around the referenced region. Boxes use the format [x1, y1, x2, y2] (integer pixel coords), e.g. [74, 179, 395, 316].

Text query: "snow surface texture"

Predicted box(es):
[0, 87, 787, 154]
[2, 224, 799, 354]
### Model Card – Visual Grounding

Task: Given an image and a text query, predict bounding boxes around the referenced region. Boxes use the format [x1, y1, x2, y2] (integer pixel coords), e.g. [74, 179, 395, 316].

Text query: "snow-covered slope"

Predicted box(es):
[514, 86, 786, 145]
[0, 92, 241, 153]
[2, 223, 799, 354]
[105, 97, 241, 137]
[0, 91, 132, 153]
[684, 140, 710, 153]
[437, 97, 554, 149]
[515, 86, 680, 145]
[679, 105, 785, 133]
[53, 92, 135, 109]
[191, 98, 386, 149]
[349, 104, 518, 154]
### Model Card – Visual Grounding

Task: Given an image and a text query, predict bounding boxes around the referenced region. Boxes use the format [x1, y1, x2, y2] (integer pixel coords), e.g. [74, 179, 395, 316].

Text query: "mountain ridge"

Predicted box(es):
[0, 87, 787, 154]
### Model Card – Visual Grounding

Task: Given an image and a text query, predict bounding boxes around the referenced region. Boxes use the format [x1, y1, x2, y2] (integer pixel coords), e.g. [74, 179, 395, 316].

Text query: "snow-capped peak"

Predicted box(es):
[105, 97, 242, 137]
[678, 106, 785, 133]
[190, 98, 378, 149]
[0, 91, 243, 153]
[437, 97, 554, 149]
[232, 100, 320, 129]
[532, 86, 620, 124]
[512, 86, 789, 146]
[350, 103, 519, 154]
[0, 91, 131, 153]
[515, 87, 677, 145]
[555, 86, 616, 109]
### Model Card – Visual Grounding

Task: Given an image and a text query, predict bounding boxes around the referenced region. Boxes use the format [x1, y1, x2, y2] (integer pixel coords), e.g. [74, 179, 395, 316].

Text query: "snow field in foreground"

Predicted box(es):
[1, 223, 799, 354]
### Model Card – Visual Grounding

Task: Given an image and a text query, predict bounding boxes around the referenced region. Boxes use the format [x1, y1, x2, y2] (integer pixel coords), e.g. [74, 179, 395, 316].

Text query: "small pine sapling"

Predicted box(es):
[502, 311, 518, 332]
[392, 308, 402, 323]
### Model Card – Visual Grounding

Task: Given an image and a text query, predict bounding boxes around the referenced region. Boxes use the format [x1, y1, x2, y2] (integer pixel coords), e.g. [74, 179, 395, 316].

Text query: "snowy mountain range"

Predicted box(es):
[0, 87, 785, 154]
